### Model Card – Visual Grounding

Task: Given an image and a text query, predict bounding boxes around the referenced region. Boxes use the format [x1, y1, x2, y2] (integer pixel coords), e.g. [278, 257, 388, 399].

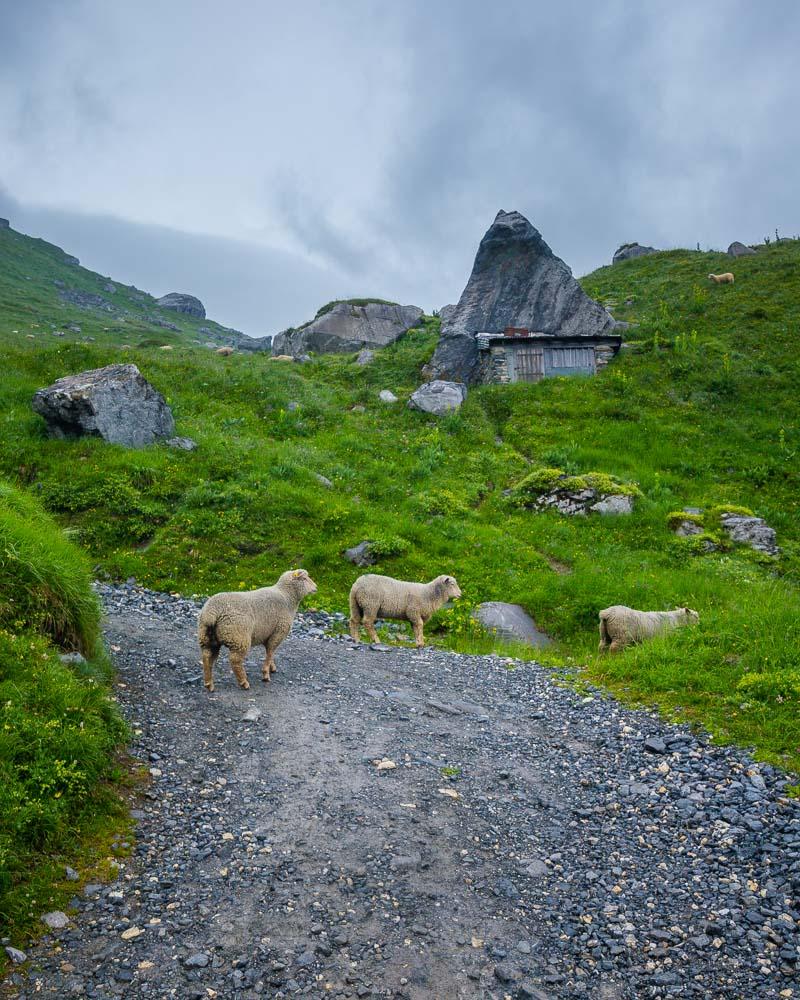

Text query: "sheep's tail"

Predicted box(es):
[198, 613, 219, 649]
[348, 587, 362, 625]
[598, 611, 612, 650]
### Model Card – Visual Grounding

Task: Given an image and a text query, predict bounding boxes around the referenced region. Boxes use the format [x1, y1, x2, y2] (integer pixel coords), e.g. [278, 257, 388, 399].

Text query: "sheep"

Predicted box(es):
[198, 569, 317, 692]
[708, 272, 735, 284]
[598, 605, 699, 653]
[349, 573, 462, 647]
[216, 346, 235, 356]
[269, 354, 295, 361]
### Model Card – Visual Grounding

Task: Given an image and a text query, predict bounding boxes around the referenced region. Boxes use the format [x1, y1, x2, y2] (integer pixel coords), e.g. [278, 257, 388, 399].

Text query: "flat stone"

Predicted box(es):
[720, 513, 778, 556]
[473, 602, 552, 647]
[379, 389, 398, 403]
[41, 911, 69, 930]
[589, 494, 634, 515]
[4, 946, 27, 964]
[166, 436, 197, 451]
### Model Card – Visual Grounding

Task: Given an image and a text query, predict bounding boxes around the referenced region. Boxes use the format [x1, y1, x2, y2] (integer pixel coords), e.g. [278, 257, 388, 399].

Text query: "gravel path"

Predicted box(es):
[5, 584, 799, 999]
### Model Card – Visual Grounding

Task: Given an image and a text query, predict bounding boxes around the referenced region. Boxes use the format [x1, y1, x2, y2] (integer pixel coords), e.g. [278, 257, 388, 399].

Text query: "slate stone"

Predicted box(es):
[32, 364, 175, 447]
[344, 541, 376, 567]
[720, 513, 778, 556]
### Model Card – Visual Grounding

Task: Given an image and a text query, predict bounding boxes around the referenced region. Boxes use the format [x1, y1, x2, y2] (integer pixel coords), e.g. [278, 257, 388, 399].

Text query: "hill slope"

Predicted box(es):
[0, 234, 798, 770]
[0, 220, 266, 350]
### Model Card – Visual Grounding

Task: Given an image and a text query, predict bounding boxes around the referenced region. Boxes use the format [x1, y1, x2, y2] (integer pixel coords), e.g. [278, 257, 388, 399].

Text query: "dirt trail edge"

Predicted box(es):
[6, 585, 799, 999]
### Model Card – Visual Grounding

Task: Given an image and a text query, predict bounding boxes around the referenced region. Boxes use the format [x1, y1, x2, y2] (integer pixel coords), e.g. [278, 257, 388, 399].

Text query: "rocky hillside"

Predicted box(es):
[0, 231, 799, 776]
[0, 218, 268, 351]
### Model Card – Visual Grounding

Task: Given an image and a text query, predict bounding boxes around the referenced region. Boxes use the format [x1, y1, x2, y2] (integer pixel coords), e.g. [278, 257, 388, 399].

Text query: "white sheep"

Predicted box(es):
[708, 273, 735, 284]
[598, 605, 699, 653]
[349, 573, 462, 647]
[198, 569, 317, 692]
[216, 346, 235, 356]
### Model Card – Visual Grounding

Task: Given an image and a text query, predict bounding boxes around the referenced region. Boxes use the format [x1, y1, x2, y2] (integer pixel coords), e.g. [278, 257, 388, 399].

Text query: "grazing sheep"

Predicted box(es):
[269, 354, 295, 361]
[708, 272, 735, 284]
[216, 346, 235, 356]
[159, 344, 174, 350]
[198, 569, 317, 692]
[349, 573, 462, 647]
[598, 605, 699, 653]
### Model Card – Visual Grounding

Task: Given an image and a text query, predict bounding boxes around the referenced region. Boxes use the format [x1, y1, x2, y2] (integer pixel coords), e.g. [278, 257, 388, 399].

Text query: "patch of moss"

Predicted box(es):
[666, 510, 705, 531]
[709, 503, 756, 520]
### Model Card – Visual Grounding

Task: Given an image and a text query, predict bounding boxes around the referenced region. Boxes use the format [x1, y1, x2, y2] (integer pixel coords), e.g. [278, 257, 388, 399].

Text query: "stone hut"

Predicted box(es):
[476, 325, 621, 384]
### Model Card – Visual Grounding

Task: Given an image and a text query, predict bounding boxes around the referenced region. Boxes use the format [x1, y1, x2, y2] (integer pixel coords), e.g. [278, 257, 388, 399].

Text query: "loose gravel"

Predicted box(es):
[4, 583, 799, 999]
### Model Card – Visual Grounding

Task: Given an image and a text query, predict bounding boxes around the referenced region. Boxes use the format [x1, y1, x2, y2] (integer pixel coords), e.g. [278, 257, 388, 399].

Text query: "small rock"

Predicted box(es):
[41, 911, 69, 930]
[4, 946, 27, 964]
[59, 652, 87, 666]
[344, 541, 376, 567]
[65, 866, 80, 882]
[315, 473, 333, 489]
[242, 706, 262, 723]
[166, 436, 198, 451]
[184, 952, 210, 968]
[494, 962, 518, 983]
[356, 349, 374, 365]
[643, 736, 668, 755]
[379, 389, 397, 403]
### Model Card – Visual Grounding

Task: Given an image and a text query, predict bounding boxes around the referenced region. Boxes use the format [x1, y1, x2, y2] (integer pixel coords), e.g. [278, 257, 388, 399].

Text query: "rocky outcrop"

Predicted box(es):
[408, 380, 467, 416]
[473, 602, 552, 648]
[612, 243, 658, 264]
[0, 218, 9, 229]
[273, 301, 423, 356]
[438, 304, 457, 324]
[727, 241, 756, 257]
[720, 513, 778, 555]
[156, 292, 206, 319]
[428, 211, 619, 384]
[32, 364, 175, 448]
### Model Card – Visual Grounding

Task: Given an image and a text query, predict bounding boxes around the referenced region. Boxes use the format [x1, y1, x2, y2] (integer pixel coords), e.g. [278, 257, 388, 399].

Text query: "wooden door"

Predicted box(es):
[515, 347, 544, 382]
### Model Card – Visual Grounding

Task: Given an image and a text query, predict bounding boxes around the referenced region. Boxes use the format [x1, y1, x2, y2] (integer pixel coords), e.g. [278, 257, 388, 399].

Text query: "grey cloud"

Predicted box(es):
[1, 0, 798, 330]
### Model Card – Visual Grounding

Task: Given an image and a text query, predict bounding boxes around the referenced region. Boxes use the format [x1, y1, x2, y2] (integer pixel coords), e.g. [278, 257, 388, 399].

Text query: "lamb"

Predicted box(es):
[598, 605, 699, 653]
[349, 573, 462, 647]
[215, 346, 235, 356]
[708, 272, 735, 284]
[198, 569, 317, 692]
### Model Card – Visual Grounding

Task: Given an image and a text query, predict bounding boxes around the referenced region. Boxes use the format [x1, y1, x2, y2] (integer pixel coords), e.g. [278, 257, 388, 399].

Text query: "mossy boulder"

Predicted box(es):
[510, 467, 640, 516]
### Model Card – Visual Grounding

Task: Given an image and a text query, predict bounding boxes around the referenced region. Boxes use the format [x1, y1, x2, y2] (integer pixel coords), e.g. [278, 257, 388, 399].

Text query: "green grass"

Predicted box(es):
[0, 482, 127, 947]
[0, 228, 799, 774]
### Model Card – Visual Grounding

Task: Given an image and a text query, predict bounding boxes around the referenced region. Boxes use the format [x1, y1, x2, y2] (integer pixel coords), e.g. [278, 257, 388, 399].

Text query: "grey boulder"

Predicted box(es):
[720, 513, 778, 555]
[41, 911, 69, 930]
[344, 541, 376, 567]
[156, 292, 206, 319]
[473, 602, 552, 648]
[166, 436, 197, 451]
[355, 348, 375, 365]
[589, 494, 635, 515]
[727, 241, 756, 257]
[408, 380, 467, 415]
[32, 364, 175, 448]
[429, 210, 619, 384]
[438, 303, 457, 324]
[612, 242, 658, 264]
[273, 301, 423, 356]
[379, 389, 398, 403]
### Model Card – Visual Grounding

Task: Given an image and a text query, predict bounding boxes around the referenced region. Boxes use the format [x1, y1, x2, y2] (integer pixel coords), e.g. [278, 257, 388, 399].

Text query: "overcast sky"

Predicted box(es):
[2, 1, 798, 336]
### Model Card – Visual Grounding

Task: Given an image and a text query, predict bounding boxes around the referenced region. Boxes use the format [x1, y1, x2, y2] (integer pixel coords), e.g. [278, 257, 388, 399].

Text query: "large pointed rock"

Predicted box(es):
[429, 211, 618, 384]
[273, 301, 423, 356]
[32, 364, 175, 447]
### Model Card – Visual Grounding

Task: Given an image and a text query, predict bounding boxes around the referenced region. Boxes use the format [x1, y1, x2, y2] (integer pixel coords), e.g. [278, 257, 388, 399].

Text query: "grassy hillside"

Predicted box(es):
[0, 231, 798, 773]
[0, 482, 127, 943]
[0, 221, 259, 350]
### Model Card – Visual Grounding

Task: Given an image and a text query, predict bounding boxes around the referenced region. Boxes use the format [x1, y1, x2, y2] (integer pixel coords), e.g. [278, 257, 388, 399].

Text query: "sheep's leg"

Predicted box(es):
[229, 648, 250, 689]
[608, 639, 625, 653]
[348, 618, 361, 642]
[201, 645, 221, 692]
[262, 627, 290, 682]
[412, 618, 425, 648]
[363, 616, 380, 644]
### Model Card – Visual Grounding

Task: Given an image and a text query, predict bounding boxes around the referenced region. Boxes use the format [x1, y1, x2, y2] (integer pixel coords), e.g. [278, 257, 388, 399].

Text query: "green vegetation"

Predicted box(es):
[0, 482, 127, 943]
[0, 225, 799, 777]
[510, 466, 641, 506]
